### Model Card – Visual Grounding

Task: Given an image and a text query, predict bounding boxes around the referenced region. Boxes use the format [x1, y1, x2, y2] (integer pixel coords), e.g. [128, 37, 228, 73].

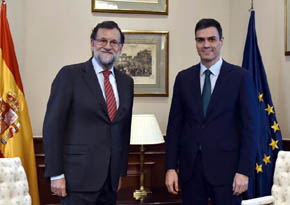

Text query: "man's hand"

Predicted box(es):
[232, 173, 248, 196]
[165, 169, 179, 195]
[51, 178, 67, 197]
[117, 177, 122, 192]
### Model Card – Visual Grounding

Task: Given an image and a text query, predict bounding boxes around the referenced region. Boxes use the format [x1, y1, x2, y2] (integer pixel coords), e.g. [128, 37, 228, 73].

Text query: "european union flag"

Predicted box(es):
[242, 10, 283, 199]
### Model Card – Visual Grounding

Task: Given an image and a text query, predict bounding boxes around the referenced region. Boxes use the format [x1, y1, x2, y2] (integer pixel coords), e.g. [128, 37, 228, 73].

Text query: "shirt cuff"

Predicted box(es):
[50, 174, 65, 181]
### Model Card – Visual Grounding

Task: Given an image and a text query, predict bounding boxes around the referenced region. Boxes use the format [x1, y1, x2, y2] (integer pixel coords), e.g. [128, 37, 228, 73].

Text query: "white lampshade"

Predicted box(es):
[130, 114, 164, 145]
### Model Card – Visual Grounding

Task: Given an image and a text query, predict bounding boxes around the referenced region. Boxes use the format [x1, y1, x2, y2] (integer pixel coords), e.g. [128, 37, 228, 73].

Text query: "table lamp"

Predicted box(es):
[130, 114, 164, 200]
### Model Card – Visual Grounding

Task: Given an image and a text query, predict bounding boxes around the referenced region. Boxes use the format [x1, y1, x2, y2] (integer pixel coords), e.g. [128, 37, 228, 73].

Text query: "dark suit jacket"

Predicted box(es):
[43, 58, 134, 192]
[165, 60, 258, 186]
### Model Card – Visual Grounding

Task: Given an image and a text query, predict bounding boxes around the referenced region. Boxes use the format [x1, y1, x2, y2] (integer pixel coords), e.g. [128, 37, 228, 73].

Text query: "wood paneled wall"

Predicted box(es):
[34, 138, 290, 205]
[34, 137, 181, 205]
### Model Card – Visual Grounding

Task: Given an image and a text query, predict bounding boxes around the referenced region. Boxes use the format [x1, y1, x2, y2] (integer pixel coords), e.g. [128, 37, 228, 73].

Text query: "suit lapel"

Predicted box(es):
[81, 59, 109, 122]
[205, 61, 232, 119]
[191, 65, 204, 122]
[113, 68, 125, 122]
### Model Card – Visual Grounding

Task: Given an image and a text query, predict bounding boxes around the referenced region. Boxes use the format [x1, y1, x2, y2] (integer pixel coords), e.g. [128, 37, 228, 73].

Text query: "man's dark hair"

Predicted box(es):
[90, 21, 125, 44]
[195, 18, 223, 39]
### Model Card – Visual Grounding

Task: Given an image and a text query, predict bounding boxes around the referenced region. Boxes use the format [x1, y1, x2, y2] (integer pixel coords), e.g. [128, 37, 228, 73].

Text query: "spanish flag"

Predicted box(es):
[0, 2, 40, 204]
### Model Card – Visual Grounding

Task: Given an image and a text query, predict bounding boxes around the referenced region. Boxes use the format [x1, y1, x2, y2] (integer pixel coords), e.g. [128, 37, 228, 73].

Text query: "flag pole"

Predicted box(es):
[249, 0, 254, 11]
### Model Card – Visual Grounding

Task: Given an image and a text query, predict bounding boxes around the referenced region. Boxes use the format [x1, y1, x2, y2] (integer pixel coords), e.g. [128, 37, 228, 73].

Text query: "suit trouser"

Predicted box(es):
[181, 151, 242, 205]
[61, 176, 117, 205]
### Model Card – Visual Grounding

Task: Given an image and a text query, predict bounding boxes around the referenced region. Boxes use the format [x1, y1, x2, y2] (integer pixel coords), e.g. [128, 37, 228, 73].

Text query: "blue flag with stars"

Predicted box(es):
[242, 10, 283, 199]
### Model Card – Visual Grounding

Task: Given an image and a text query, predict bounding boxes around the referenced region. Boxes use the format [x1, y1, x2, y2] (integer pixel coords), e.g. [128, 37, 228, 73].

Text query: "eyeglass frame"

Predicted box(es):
[94, 38, 122, 49]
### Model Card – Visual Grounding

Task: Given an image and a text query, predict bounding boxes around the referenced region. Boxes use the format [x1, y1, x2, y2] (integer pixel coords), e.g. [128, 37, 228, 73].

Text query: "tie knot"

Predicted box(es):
[204, 69, 211, 77]
[103, 70, 111, 78]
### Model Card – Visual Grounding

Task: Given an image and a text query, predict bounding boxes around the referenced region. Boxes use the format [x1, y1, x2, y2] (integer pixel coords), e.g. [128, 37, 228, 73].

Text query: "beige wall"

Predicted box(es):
[5, 0, 290, 139]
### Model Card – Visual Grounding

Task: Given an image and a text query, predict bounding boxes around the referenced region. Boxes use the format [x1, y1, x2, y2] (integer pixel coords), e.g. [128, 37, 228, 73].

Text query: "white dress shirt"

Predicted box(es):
[92, 57, 119, 108]
[200, 58, 223, 94]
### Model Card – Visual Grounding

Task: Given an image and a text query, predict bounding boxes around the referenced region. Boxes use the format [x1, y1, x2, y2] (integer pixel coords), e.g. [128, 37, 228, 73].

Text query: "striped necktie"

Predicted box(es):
[103, 70, 117, 121]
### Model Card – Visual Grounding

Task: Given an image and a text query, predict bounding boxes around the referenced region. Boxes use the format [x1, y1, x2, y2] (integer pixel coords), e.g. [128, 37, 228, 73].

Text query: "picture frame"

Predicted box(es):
[286, 0, 290, 55]
[115, 31, 169, 97]
[91, 0, 168, 15]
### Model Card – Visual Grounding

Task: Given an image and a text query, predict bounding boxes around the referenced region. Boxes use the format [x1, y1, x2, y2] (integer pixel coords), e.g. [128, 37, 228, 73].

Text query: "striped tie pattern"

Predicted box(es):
[103, 70, 117, 121]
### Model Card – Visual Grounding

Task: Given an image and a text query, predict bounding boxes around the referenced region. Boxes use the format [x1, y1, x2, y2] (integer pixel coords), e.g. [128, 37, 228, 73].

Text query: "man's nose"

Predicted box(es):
[203, 40, 210, 47]
[104, 41, 112, 49]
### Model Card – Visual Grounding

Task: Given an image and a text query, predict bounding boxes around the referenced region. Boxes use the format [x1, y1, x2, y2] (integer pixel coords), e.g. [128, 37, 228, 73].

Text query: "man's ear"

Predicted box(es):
[90, 40, 94, 48]
[90, 40, 95, 55]
[220, 37, 224, 45]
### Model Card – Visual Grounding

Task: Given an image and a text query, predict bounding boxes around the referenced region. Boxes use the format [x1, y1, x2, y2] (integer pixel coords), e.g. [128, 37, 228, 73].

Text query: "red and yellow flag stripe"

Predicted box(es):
[0, 2, 40, 204]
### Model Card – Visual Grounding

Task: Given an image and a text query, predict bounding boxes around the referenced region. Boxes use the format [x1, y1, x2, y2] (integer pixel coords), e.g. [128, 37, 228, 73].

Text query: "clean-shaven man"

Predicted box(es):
[165, 18, 258, 205]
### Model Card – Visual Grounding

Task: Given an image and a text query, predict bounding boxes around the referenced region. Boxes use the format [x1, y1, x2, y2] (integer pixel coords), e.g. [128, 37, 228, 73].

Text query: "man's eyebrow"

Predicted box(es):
[195, 36, 217, 40]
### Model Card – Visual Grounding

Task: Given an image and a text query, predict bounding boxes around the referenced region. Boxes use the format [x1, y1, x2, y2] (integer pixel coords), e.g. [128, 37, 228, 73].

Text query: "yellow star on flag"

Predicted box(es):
[271, 121, 280, 133]
[263, 154, 271, 165]
[265, 104, 274, 115]
[258, 93, 264, 102]
[256, 163, 263, 173]
[269, 139, 279, 150]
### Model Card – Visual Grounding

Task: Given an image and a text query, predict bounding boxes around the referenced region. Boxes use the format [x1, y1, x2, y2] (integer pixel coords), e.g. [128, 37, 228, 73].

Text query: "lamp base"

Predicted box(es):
[133, 189, 151, 200]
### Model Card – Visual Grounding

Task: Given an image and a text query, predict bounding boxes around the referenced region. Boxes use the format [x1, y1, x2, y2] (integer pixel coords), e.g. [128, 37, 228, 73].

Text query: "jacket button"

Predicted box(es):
[198, 144, 202, 150]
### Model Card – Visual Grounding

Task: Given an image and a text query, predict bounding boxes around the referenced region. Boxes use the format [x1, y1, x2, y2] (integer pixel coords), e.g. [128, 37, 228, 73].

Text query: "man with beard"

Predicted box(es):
[43, 21, 134, 205]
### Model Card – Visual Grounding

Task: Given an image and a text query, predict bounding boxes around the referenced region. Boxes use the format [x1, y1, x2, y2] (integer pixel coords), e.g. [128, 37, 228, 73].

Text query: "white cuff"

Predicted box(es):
[50, 174, 65, 181]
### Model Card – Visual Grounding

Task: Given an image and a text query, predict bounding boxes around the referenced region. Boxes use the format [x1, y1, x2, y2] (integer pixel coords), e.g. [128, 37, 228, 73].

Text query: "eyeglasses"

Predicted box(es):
[94, 38, 121, 49]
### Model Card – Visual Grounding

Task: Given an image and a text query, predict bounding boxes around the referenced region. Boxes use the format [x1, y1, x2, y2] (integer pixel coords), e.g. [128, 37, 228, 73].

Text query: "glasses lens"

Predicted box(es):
[96, 39, 120, 49]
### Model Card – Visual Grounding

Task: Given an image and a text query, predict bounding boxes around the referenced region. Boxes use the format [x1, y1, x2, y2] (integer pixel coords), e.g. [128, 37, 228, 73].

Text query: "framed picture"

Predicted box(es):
[286, 0, 290, 55]
[116, 31, 169, 97]
[91, 0, 168, 15]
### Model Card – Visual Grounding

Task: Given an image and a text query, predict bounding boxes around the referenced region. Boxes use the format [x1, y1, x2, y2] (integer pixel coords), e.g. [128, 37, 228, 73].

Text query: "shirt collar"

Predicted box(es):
[92, 57, 115, 77]
[200, 58, 223, 76]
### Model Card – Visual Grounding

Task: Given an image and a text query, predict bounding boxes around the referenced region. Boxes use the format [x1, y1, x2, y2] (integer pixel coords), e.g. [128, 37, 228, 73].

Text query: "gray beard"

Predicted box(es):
[98, 55, 115, 67]
[93, 48, 120, 69]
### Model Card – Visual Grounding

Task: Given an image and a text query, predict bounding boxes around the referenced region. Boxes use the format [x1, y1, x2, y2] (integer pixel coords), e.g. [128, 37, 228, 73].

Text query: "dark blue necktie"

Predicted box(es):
[202, 70, 212, 117]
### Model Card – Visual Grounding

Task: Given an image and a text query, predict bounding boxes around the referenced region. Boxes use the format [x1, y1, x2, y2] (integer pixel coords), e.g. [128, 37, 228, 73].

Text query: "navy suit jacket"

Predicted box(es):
[165, 60, 258, 185]
[43, 58, 134, 192]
